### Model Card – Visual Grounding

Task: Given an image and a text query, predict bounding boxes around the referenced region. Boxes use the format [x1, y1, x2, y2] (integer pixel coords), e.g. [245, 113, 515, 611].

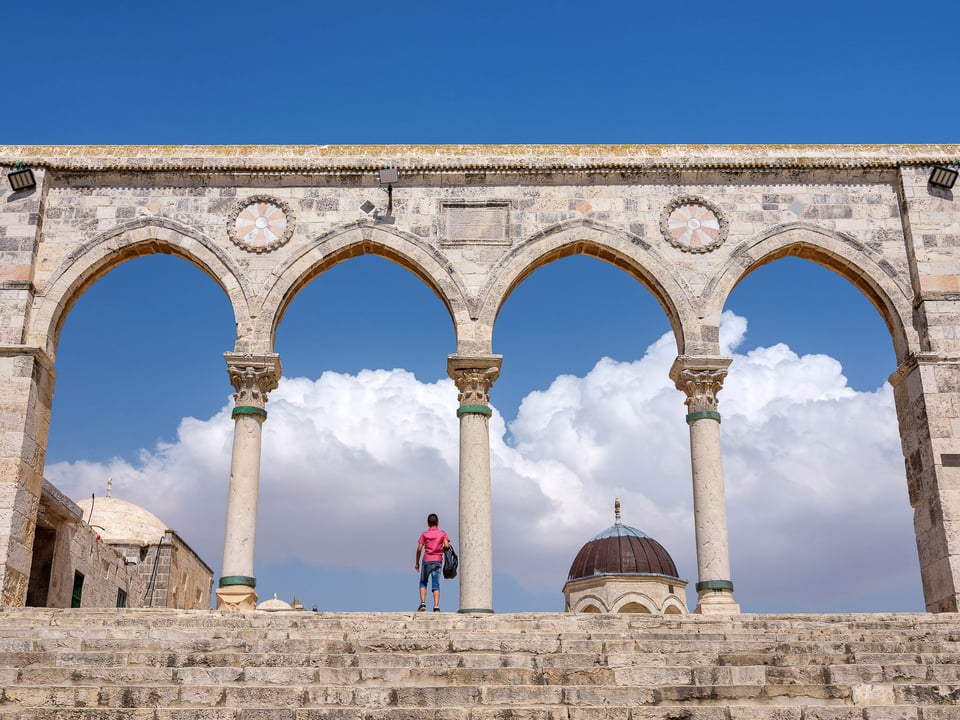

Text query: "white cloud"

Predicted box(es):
[45, 311, 921, 613]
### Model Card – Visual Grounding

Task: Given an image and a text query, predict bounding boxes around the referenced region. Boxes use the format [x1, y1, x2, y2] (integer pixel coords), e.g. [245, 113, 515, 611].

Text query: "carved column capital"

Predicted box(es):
[448, 355, 502, 415]
[669, 356, 732, 418]
[224, 353, 282, 417]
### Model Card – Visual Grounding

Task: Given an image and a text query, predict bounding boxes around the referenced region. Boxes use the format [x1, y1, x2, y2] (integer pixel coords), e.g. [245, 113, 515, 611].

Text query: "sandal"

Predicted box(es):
[417, 603, 426, 612]
[433, 607, 440, 612]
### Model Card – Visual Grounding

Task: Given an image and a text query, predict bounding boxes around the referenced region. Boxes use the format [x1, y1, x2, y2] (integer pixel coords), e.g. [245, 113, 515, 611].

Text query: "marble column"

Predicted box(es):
[448, 354, 502, 614]
[216, 352, 281, 611]
[670, 356, 740, 614]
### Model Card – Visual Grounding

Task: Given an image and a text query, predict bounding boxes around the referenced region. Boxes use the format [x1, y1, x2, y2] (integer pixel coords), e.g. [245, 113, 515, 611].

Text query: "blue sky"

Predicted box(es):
[4, 1, 957, 613]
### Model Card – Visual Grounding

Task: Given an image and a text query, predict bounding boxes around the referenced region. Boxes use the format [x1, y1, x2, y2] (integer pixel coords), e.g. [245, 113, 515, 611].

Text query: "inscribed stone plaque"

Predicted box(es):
[441, 202, 510, 246]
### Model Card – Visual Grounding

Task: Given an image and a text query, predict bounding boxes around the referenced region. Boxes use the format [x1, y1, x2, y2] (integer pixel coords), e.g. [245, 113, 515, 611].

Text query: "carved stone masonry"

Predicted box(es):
[224, 353, 282, 410]
[669, 356, 733, 415]
[448, 355, 503, 407]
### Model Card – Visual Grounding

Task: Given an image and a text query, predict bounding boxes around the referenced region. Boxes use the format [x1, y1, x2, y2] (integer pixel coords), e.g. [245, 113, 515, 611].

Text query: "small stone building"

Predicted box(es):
[564, 500, 688, 614]
[75, 494, 213, 609]
[27, 479, 147, 608]
[26, 478, 212, 609]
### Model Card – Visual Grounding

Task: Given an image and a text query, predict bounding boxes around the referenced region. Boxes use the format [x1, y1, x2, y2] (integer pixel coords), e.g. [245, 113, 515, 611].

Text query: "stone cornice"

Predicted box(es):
[0, 144, 957, 174]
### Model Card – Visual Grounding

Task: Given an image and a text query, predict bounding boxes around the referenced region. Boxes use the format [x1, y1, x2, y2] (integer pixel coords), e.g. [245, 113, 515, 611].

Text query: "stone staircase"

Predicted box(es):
[0, 609, 958, 718]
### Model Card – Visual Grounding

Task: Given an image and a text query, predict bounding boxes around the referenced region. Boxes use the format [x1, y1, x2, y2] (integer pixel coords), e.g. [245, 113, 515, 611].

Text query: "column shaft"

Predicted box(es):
[671, 356, 740, 614]
[448, 355, 501, 614]
[216, 353, 280, 611]
[458, 412, 493, 613]
[688, 416, 735, 592]
[221, 414, 264, 579]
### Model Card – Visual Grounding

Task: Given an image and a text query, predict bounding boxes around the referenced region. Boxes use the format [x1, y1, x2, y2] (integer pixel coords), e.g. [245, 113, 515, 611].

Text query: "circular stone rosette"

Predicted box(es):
[228, 196, 294, 253]
[659, 196, 728, 253]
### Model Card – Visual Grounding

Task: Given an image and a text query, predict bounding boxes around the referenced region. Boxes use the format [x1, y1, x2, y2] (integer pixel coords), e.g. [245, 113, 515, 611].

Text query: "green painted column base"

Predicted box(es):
[458, 608, 494, 614]
[219, 575, 256, 588]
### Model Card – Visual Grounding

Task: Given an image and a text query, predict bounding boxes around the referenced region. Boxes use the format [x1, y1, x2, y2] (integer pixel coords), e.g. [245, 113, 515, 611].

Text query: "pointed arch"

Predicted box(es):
[610, 592, 658, 614]
[661, 596, 687, 614]
[29, 218, 249, 360]
[476, 219, 697, 355]
[571, 594, 608, 613]
[255, 220, 471, 353]
[704, 222, 918, 362]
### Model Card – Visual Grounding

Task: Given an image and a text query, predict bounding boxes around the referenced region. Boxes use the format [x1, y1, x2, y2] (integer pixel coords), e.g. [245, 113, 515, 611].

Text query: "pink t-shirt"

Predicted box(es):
[418, 527, 449, 563]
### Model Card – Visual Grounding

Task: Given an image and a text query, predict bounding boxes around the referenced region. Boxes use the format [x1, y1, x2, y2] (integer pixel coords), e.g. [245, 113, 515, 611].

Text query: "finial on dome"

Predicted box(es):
[614, 497, 621, 525]
[106, 477, 112, 498]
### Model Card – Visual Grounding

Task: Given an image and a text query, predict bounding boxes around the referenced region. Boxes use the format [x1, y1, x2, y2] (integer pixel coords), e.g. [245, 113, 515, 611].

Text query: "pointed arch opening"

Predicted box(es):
[258, 223, 469, 354]
[717, 251, 921, 613]
[491, 251, 694, 612]
[253, 251, 460, 611]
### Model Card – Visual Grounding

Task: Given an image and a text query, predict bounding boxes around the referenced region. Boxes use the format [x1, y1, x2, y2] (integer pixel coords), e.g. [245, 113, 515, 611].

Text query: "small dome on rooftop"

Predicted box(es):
[75, 495, 168, 546]
[257, 594, 293, 612]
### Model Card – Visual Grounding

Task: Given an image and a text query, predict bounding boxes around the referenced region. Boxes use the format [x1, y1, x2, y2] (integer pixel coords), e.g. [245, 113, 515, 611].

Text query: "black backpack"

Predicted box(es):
[442, 545, 458, 579]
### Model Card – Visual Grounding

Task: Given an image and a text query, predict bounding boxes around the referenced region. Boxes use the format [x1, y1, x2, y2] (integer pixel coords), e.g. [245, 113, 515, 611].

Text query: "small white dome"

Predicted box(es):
[75, 497, 167, 545]
[257, 593, 292, 612]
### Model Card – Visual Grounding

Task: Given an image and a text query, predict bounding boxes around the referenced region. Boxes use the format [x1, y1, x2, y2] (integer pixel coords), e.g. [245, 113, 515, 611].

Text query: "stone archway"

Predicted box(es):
[476, 219, 696, 356]
[29, 219, 249, 360]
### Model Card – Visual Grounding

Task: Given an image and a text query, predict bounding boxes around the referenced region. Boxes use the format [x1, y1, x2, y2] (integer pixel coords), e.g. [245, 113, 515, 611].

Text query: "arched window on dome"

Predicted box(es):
[617, 601, 652, 614]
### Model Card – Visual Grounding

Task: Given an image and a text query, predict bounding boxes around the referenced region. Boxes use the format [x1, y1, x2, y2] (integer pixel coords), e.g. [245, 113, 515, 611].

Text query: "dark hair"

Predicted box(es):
[427, 513, 439, 527]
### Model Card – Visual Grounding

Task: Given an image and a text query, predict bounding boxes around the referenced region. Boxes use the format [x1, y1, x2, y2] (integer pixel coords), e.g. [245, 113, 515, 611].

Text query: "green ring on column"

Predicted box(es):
[686, 410, 721, 424]
[457, 404, 492, 417]
[232, 406, 267, 419]
[219, 575, 256, 588]
[696, 579, 734, 592]
[457, 608, 494, 614]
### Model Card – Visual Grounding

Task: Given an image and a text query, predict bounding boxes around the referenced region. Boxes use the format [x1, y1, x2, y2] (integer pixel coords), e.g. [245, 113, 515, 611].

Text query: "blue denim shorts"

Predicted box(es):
[419, 561, 442, 591]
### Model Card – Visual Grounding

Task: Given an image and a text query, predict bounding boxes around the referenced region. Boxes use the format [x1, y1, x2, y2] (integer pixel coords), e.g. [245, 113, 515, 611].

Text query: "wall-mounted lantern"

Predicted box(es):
[7, 162, 36, 192]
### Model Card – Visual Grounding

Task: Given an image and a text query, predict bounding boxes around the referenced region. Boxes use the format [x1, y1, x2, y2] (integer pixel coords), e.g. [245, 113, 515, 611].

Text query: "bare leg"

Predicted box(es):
[433, 589, 440, 608]
[419, 587, 426, 604]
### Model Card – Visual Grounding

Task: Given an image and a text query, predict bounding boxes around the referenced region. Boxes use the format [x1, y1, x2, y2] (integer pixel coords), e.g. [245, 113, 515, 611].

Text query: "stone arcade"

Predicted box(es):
[1, 145, 959, 616]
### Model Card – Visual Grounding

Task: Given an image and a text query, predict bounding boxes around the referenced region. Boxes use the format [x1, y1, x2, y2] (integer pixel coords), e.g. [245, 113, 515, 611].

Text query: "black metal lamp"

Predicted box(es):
[378, 167, 399, 216]
[7, 162, 36, 192]
[928, 164, 959, 190]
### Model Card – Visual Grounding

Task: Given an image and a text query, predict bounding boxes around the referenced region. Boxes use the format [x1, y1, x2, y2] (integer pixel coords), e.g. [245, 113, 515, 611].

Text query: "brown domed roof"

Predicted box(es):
[567, 523, 680, 581]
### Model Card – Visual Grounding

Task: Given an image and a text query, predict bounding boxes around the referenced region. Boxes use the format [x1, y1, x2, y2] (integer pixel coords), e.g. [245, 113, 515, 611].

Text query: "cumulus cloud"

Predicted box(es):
[46, 311, 921, 613]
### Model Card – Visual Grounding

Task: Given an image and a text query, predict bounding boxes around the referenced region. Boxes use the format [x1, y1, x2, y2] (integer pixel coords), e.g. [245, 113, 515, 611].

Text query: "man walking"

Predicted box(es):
[415, 513, 450, 612]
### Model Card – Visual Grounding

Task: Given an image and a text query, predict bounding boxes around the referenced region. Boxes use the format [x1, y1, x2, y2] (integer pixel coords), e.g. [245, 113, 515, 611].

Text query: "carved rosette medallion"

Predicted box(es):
[660, 196, 727, 253]
[229, 196, 294, 253]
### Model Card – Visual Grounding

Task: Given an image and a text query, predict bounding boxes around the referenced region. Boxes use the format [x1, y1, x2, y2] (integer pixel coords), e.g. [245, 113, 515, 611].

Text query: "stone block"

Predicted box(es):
[563, 686, 657, 705]
[829, 664, 885, 685]
[393, 685, 482, 707]
[480, 685, 563, 705]
[175, 667, 244, 684]
[851, 682, 896, 705]
[862, 707, 919, 720]
[241, 666, 315, 684]
[610, 666, 691, 685]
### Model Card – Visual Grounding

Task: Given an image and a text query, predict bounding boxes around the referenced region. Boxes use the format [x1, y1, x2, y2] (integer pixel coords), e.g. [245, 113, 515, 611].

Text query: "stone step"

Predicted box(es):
[0, 707, 910, 720]
[2, 609, 960, 716]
